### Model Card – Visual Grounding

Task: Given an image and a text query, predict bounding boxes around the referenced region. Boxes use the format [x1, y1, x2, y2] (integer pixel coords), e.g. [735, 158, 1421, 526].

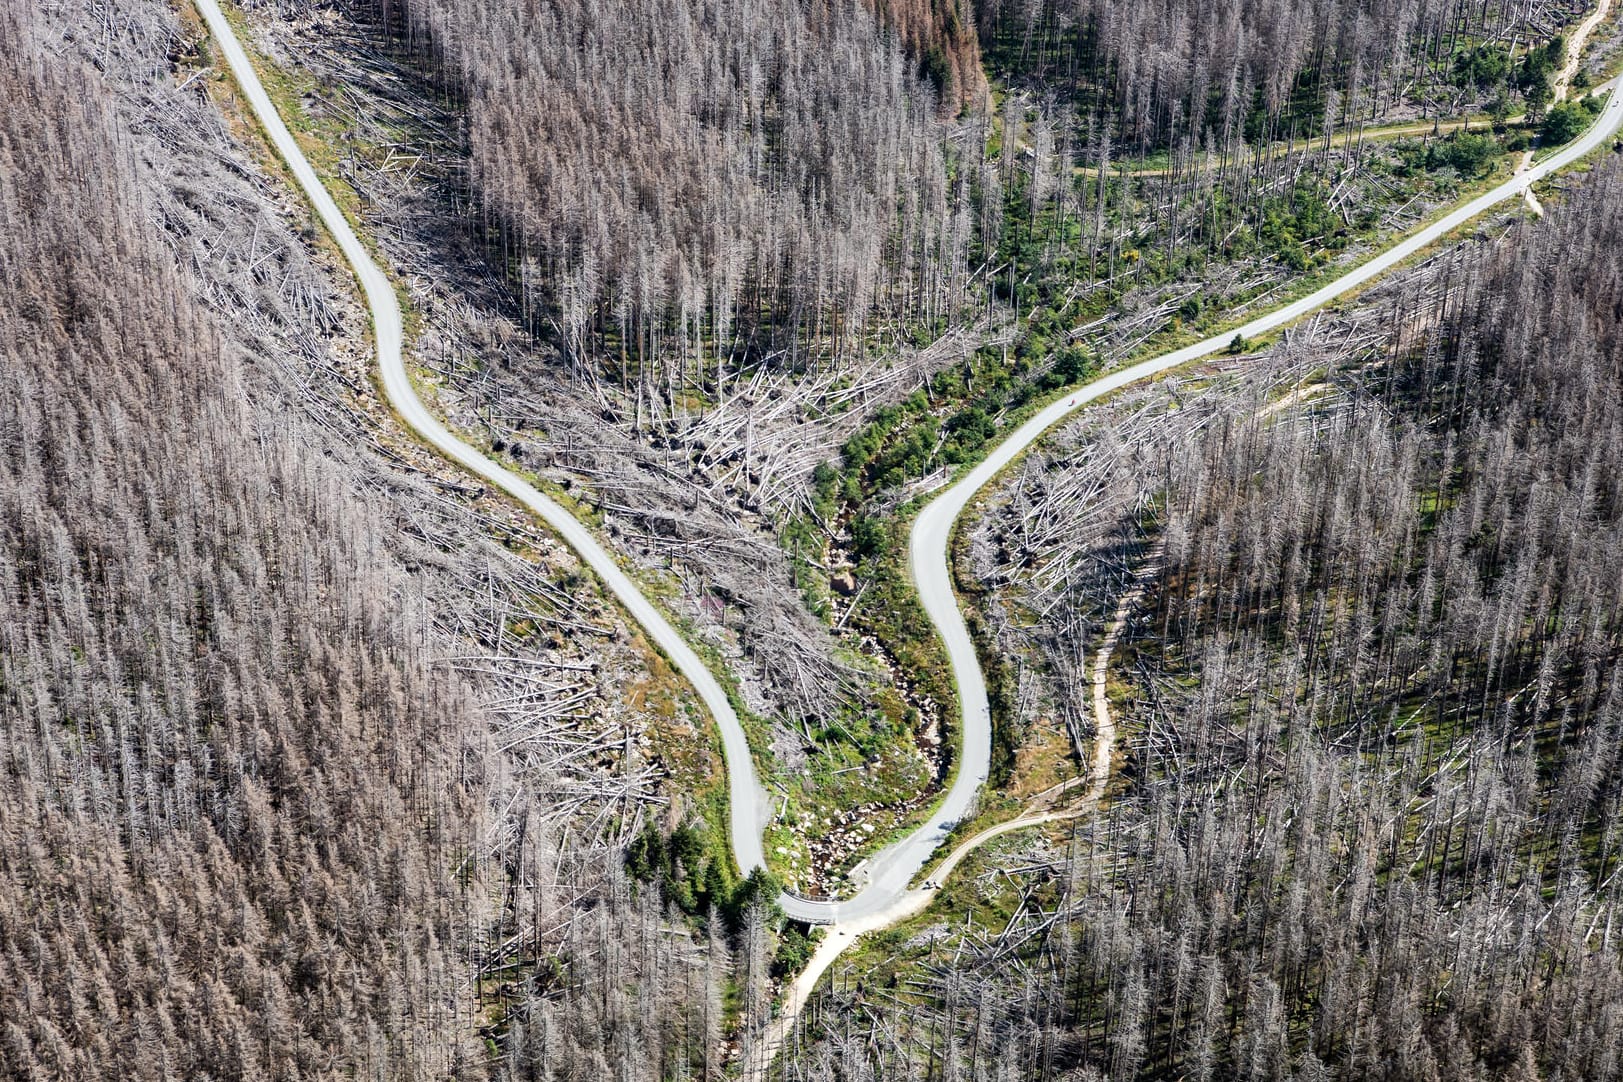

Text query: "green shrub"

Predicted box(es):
[627, 821, 723, 914]
[1542, 99, 1592, 145]
[724, 867, 784, 928]
[1427, 131, 1502, 177]
[851, 514, 890, 560]
[1454, 45, 1510, 89]
[772, 926, 814, 976]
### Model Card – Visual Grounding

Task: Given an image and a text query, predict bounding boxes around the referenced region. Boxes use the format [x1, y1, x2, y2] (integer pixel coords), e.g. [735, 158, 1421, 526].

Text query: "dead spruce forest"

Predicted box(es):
[5, 0, 1623, 1078]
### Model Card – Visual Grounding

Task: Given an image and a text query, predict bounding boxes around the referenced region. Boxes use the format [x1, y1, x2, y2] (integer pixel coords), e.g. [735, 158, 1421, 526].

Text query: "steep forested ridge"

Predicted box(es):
[374, 0, 1584, 401]
[0, 2, 828, 1076]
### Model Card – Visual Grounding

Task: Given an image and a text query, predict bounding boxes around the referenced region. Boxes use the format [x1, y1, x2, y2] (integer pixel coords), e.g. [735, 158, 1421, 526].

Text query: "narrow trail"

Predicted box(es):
[1519, 0, 1614, 213]
[1558, 0, 1614, 102]
[1087, 547, 1162, 802]
[1088, 7, 1614, 185]
[755, 543, 1159, 1078]
[193, 0, 1623, 1074]
[1073, 117, 1466, 179]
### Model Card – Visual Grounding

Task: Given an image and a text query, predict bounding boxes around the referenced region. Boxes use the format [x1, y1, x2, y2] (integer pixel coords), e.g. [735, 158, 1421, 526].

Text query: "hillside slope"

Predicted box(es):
[0, 6, 487, 1073]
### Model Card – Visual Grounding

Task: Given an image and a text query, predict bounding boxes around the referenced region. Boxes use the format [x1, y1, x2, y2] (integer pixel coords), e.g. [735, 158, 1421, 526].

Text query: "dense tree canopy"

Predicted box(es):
[385, 0, 968, 379]
[0, 5, 488, 1073]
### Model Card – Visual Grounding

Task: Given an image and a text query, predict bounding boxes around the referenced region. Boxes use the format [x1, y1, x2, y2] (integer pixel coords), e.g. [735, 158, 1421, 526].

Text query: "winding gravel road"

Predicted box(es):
[189, 0, 775, 890]
[194, 0, 1623, 938]
[882, 80, 1623, 928]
